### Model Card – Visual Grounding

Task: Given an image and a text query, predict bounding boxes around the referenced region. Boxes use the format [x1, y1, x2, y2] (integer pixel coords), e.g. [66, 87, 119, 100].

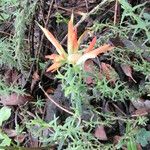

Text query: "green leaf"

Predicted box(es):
[143, 13, 150, 20]
[136, 128, 150, 147]
[0, 132, 11, 147]
[0, 107, 11, 126]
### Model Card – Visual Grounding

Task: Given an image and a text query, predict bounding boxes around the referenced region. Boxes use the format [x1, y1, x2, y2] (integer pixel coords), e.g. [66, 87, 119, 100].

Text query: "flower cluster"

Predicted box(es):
[38, 14, 114, 72]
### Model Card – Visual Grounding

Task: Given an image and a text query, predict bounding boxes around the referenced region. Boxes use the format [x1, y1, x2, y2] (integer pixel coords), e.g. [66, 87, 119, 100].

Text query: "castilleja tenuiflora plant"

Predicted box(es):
[38, 14, 114, 72]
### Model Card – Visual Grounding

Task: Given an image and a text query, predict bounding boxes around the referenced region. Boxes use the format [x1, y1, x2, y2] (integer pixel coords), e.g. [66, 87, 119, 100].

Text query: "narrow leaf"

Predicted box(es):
[84, 37, 97, 53]
[72, 27, 78, 53]
[77, 44, 114, 64]
[45, 54, 59, 60]
[45, 54, 65, 62]
[121, 64, 136, 83]
[67, 14, 74, 54]
[37, 23, 67, 56]
[46, 62, 62, 72]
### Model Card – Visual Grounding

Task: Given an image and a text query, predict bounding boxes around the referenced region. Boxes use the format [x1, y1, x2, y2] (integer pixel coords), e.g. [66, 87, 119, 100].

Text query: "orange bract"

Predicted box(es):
[38, 14, 114, 72]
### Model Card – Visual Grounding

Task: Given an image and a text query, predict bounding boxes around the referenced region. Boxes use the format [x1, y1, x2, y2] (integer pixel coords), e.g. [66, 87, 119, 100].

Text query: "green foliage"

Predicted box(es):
[13, 0, 37, 71]
[55, 12, 68, 25]
[0, 132, 11, 148]
[26, 115, 113, 150]
[0, 0, 19, 21]
[0, 107, 11, 126]
[93, 76, 139, 102]
[118, 0, 150, 43]
[136, 128, 150, 147]
[0, 0, 149, 149]
[0, 107, 11, 148]
[57, 65, 88, 116]
[0, 0, 37, 72]
[0, 39, 17, 68]
[32, 98, 45, 109]
[0, 80, 24, 96]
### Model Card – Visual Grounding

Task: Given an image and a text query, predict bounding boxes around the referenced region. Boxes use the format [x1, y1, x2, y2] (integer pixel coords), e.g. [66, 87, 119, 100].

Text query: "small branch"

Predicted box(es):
[0, 30, 13, 36]
[60, 0, 108, 44]
[39, 83, 74, 116]
[114, 0, 118, 25]
[36, 0, 54, 64]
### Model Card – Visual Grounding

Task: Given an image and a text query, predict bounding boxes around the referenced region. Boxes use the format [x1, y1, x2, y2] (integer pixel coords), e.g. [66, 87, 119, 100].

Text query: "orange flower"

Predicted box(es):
[38, 14, 114, 72]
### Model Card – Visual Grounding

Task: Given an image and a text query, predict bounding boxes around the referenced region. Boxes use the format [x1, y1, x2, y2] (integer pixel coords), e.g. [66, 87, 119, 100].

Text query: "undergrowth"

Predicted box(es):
[0, 0, 150, 149]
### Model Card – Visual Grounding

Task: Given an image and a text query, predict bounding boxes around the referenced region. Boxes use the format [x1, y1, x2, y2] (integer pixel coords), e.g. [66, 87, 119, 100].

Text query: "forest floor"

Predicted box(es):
[0, 0, 150, 149]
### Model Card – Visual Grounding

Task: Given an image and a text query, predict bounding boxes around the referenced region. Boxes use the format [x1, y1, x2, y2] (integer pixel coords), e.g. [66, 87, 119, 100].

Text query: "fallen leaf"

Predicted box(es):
[113, 135, 122, 144]
[31, 71, 40, 92]
[131, 99, 145, 109]
[94, 125, 108, 141]
[84, 60, 95, 84]
[144, 100, 150, 109]
[101, 62, 118, 84]
[14, 134, 26, 143]
[132, 99, 150, 110]
[121, 64, 136, 83]
[3, 128, 17, 137]
[4, 70, 19, 85]
[132, 108, 150, 117]
[0, 93, 32, 106]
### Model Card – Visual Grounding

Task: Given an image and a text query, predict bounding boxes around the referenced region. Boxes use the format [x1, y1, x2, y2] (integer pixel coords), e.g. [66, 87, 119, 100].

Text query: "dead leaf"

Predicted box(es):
[3, 128, 17, 137]
[84, 60, 95, 84]
[132, 108, 150, 117]
[144, 100, 150, 109]
[101, 62, 118, 84]
[14, 134, 26, 143]
[132, 99, 145, 109]
[0, 93, 32, 106]
[31, 71, 40, 92]
[113, 135, 127, 150]
[113, 135, 122, 144]
[121, 64, 136, 83]
[4, 69, 19, 85]
[132, 99, 150, 110]
[94, 125, 108, 140]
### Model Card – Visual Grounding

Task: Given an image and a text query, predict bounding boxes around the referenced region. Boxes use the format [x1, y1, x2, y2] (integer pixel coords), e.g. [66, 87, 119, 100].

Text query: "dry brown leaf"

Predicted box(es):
[94, 125, 108, 141]
[131, 98, 145, 109]
[3, 128, 17, 137]
[31, 71, 40, 92]
[0, 93, 32, 106]
[84, 60, 95, 84]
[132, 108, 150, 117]
[121, 64, 136, 83]
[14, 134, 26, 143]
[101, 62, 118, 84]
[4, 70, 19, 85]
[132, 99, 150, 110]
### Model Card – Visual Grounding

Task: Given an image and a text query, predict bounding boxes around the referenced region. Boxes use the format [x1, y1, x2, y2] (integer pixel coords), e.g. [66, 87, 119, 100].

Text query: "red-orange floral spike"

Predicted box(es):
[46, 62, 62, 72]
[77, 44, 114, 65]
[67, 13, 74, 54]
[37, 14, 114, 72]
[72, 27, 78, 53]
[37, 23, 67, 57]
[84, 37, 97, 54]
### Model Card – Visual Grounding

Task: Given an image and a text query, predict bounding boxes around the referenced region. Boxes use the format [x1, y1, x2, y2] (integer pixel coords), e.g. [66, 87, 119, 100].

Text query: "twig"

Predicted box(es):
[84, 0, 89, 12]
[0, 30, 13, 36]
[36, 0, 54, 63]
[60, 0, 108, 45]
[114, 0, 118, 25]
[53, 4, 86, 16]
[39, 83, 74, 116]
